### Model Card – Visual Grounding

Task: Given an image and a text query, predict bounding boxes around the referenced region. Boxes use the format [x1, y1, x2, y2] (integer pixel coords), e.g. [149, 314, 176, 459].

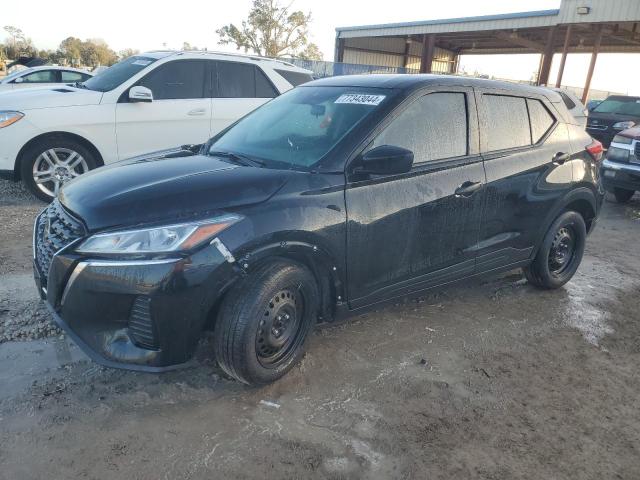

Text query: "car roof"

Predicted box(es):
[305, 74, 563, 101]
[140, 50, 311, 73]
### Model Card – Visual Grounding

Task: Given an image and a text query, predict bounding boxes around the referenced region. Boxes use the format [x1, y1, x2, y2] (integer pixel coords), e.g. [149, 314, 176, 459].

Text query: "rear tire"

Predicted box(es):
[613, 187, 635, 204]
[524, 211, 586, 289]
[20, 137, 98, 202]
[214, 260, 319, 385]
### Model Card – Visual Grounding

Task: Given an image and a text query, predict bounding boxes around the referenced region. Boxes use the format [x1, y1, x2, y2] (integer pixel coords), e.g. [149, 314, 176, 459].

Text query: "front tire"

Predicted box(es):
[613, 187, 635, 204]
[214, 260, 319, 385]
[20, 137, 98, 202]
[524, 211, 586, 289]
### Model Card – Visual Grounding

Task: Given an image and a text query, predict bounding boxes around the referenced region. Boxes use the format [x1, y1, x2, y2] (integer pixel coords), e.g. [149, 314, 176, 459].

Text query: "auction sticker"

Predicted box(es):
[335, 94, 386, 106]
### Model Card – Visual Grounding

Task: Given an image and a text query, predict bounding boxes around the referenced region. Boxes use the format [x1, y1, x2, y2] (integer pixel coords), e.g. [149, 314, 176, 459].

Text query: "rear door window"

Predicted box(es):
[215, 62, 278, 98]
[371, 92, 468, 164]
[483, 94, 531, 151]
[137, 60, 206, 100]
[61, 71, 85, 83]
[527, 99, 556, 143]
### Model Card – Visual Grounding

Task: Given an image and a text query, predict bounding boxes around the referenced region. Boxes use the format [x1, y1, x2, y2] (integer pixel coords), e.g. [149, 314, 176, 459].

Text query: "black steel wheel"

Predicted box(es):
[524, 210, 586, 289]
[255, 289, 305, 368]
[547, 226, 576, 276]
[214, 260, 318, 385]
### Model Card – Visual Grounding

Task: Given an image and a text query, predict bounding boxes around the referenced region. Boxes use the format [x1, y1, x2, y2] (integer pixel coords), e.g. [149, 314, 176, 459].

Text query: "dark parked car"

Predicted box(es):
[586, 95, 640, 148]
[33, 75, 605, 385]
[601, 126, 640, 202]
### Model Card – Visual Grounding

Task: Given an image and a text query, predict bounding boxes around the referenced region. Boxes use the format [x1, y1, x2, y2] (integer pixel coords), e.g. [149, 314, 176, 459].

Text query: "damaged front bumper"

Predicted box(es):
[33, 237, 240, 372]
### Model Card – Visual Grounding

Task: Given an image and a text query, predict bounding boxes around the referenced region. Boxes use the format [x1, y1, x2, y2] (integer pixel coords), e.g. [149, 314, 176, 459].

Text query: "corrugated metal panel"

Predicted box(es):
[558, 0, 640, 23]
[337, 10, 559, 38]
[343, 50, 404, 68]
[336, 0, 640, 38]
[343, 46, 456, 73]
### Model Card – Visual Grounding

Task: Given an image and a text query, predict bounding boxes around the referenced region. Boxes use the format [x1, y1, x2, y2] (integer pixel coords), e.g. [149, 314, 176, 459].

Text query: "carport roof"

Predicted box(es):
[335, 1, 640, 54]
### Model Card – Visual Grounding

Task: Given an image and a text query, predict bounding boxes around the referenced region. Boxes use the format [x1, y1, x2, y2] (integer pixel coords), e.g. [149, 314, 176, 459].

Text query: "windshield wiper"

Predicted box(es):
[209, 150, 265, 167]
[73, 81, 87, 89]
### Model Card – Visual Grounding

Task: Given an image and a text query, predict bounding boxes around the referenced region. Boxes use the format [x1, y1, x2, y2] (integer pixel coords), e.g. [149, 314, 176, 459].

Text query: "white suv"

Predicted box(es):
[0, 51, 313, 200]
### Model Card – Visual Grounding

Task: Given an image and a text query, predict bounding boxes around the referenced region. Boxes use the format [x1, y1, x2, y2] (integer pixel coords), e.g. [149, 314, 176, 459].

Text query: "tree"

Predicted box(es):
[59, 37, 83, 66]
[119, 48, 140, 60]
[3, 26, 36, 59]
[216, 0, 322, 59]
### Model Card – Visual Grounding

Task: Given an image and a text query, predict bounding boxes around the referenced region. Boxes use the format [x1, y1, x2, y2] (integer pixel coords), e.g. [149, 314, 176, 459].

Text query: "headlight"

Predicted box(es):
[0, 111, 24, 129]
[613, 121, 636, 130]
[76, 215, 242, 254]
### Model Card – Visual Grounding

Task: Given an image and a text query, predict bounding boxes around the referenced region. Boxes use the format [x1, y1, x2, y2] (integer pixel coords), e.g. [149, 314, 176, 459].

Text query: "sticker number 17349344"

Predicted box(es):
[335, 94, 386, 106]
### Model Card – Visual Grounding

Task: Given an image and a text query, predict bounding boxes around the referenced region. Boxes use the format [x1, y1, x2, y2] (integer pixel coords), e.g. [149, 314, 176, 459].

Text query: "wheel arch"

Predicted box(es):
[205, 238, 346, 328]
[14, 131, 105, 180]
[534, 187, 597, 253]
[239, 240, 345, 324]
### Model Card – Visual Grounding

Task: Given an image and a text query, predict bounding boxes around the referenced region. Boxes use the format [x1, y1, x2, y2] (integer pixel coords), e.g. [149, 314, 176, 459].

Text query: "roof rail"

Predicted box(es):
[142, 49, 299, 67]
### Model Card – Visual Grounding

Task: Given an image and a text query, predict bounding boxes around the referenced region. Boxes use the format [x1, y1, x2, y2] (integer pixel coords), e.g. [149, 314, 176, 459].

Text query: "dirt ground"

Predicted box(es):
[1, 180, 639, 480]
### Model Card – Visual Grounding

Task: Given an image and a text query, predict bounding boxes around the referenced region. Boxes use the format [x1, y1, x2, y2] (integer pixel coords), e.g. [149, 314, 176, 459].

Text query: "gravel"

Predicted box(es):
[0, 178, 42, 206]
[0, 178, 55, 342]
[0, 297, 61, 343]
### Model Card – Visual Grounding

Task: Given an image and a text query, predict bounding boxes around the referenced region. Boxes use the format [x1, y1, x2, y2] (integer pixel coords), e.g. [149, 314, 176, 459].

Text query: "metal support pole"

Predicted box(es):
[420, 34, 436, 74]
[582, 24, 604, 104]
[335, 38, 345, 63]
[537, 26, 557, 86]
[402, 37, 411, 68]
[555, 25, 572, 88]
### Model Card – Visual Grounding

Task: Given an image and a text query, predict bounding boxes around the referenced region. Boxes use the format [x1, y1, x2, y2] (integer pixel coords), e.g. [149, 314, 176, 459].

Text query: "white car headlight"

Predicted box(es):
[76, 215, 242, 254]
[612, 121, 636, 130]
[0, 111, 24, 129]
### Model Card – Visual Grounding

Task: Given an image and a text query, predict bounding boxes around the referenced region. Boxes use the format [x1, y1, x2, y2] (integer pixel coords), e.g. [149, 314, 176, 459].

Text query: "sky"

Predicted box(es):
[2, 0, 639, 95]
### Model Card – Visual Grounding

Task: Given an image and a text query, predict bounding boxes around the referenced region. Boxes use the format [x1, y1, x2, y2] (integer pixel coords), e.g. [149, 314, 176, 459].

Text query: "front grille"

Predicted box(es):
[34, 200, 85, 283]
[128, 296, 159, 350]
[635, 142, 640, 160]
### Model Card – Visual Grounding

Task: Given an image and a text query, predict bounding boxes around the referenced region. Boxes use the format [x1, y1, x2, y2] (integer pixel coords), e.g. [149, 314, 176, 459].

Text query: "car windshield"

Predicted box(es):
[208, 86, 393, 170]
[593, 96, 640, 116]
[82, 56, 158, 92]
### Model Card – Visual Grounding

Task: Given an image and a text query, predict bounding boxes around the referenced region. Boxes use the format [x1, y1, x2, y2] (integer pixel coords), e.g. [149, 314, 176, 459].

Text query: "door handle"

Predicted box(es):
[187, 108, 207, 116]
[552, 152, 570, 165]
[454, 181, 482, 198]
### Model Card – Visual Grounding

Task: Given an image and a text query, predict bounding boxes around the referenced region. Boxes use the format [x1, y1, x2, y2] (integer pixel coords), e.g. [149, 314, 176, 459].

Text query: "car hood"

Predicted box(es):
[59, 150, 294, 231]
[617, 126, 640, 140]
[587, 111, 640, 128]
[0, 86, 103, 110]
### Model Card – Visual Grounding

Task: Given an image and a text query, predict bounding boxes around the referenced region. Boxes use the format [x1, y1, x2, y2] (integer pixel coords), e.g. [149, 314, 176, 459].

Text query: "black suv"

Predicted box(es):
[33, 75, 604, 385]
[586, 95, 640, 148]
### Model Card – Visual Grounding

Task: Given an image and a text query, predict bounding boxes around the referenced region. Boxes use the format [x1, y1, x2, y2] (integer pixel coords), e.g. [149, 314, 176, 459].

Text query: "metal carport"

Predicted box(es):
[334, 0, 640, 102]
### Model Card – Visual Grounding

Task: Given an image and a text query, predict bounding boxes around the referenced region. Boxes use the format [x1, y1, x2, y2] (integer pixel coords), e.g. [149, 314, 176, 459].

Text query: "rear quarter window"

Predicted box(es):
[483, 94, 531, 151]
[274, 69, 314, 87]
[558, 91, 576, 110]
[527, 99, 556, 143]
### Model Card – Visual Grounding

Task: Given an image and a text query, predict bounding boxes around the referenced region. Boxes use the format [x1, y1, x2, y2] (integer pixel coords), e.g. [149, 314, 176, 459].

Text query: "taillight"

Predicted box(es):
[586, 140, 603, 162]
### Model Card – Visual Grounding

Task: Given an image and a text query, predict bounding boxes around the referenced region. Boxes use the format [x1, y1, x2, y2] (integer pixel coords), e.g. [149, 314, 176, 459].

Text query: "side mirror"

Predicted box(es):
[360, 145, 414, 176]
[13, 77, 24, 84]
[129, 85, 153, 103]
